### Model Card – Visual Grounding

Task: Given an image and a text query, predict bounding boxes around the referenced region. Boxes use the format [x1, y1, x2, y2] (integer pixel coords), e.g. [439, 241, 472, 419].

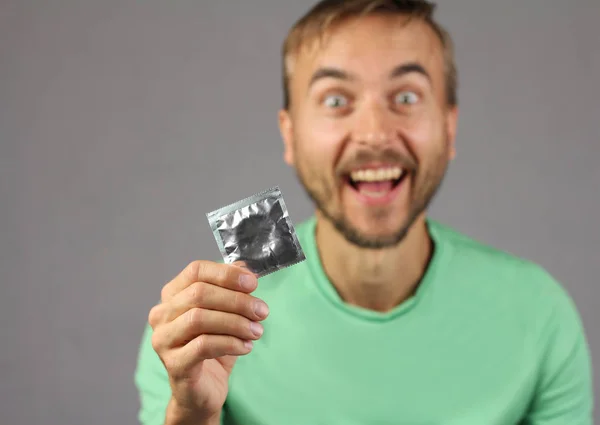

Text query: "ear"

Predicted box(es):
[446, 106, 459, 160]
[278, 108, 295, 166]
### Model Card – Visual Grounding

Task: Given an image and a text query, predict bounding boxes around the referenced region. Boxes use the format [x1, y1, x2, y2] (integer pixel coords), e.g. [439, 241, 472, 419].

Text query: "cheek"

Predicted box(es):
[400, 109, 447, 160]
[297, 113, 348, 161]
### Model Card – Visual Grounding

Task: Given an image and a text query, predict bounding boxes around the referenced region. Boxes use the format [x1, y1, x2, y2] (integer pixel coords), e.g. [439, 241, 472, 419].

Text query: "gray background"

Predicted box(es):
[1, 0, 598, 424]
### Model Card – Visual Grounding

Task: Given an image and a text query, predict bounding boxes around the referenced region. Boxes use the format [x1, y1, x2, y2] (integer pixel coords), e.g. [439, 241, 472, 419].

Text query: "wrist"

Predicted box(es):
[165, 398, 220, 425]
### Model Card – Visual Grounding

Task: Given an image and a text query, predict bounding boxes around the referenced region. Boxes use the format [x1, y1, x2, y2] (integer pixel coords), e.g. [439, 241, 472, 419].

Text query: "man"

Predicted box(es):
[135, 1, 593, 424]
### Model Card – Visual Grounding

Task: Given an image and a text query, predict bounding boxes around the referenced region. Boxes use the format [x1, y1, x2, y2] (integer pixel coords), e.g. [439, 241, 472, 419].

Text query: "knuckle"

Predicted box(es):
[147, 305, 160, 327]
[225, 337, 237, 353]
[243, 295, 257, 318]
[186, 260, 208, 282]
[163, 353, 179, 374]
[189, 281, 204, 301]
[221, 265, 237, 285]
[186, 260, 202, 276]
[188, 260, 232, 287]
[160, 284, 169, 302]
[150, 330, 163, 353]
[187, 308, 203, 328]
[240, 317, 252, 334]
[231, 314, 247, 333]
[232, 291, 246, 313]
[195, 334, 207, 355]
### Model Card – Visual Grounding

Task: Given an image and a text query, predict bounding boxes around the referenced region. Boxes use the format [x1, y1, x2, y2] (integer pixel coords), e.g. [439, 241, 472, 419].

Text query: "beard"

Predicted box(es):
[294, 143, 450, 249]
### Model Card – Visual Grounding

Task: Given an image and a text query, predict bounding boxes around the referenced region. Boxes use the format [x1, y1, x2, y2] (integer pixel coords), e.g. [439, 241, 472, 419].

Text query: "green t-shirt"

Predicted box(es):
[135, 217, 593, 424]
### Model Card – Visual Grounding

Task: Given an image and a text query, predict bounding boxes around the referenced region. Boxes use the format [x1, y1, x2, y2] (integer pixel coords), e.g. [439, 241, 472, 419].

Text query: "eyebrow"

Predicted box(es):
[308, 67, 354, 88]
[308, 62, 431, 89]
[389, 62, 431, 82]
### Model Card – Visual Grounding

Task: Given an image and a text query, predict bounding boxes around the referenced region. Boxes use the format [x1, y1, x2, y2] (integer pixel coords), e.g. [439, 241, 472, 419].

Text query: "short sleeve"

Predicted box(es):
[522, 269, 593, 424]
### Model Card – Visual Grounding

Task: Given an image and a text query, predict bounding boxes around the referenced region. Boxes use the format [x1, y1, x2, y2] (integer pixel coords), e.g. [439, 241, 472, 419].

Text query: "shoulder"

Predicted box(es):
[430, 220, 589, 369]
[429, 220, 577, 316]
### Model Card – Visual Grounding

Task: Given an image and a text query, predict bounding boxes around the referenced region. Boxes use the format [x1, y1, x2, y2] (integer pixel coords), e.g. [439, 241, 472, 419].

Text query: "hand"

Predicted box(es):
[148, 260, 269, 423]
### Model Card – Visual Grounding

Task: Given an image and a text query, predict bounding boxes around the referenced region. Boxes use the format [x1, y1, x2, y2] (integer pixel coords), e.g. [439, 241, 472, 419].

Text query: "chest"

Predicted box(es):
[224, 310, 537, 425]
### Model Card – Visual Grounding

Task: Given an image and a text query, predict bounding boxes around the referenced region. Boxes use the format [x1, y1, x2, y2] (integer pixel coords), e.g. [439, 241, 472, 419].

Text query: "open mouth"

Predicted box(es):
[345, 166, 407, 199]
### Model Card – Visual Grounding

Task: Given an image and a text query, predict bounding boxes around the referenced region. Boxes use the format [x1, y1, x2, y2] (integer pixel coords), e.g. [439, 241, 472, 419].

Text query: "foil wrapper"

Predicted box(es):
[206, 186, 305, 277]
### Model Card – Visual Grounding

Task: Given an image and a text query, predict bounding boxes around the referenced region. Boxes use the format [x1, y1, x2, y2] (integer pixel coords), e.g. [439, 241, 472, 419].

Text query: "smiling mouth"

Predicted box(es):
[345, 165, 407, 198]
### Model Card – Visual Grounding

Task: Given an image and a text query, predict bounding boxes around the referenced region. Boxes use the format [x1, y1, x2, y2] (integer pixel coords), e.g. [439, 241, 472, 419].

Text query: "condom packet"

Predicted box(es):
[206, 186, 305, 277]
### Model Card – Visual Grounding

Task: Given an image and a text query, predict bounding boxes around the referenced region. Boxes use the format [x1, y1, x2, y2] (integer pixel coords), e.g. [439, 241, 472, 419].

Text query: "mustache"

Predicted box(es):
[337, 148, 418, 176]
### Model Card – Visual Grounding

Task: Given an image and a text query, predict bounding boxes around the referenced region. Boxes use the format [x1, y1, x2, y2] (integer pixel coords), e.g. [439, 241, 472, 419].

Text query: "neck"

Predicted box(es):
[315, 212, 433, 312]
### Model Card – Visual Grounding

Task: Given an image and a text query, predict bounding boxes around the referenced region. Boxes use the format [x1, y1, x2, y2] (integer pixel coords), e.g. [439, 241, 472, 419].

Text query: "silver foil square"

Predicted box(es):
[206, 186, 305, 277]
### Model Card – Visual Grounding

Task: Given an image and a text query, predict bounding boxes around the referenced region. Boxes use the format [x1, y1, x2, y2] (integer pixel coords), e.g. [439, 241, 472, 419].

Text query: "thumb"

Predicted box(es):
[216, 355, 239, 374]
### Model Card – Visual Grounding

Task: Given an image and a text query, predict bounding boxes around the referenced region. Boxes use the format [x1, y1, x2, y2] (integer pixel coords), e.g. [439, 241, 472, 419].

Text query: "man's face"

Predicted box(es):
[279, 14, 458, 248]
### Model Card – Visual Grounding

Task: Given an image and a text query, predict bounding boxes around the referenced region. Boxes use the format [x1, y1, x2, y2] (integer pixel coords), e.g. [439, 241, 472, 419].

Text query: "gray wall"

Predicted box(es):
[1, 1, 598, 424]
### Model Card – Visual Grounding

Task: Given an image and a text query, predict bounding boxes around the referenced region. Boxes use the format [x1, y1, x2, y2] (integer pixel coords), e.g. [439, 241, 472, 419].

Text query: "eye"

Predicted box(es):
[323, 94, 349, 108]
[394, 91, 419, 105]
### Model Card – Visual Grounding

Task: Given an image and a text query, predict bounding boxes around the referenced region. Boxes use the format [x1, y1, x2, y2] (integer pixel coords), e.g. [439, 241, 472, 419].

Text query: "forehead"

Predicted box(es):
[291, 14, 443, 82]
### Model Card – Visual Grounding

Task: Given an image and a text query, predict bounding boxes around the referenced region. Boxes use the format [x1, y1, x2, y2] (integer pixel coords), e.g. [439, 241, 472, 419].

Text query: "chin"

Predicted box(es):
[337, 217, 412, 249]
[350, 212, 407, 234]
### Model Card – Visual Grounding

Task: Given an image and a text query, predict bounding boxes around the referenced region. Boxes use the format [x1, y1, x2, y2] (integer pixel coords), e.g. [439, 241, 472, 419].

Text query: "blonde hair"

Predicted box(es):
[281, 0, 457, 108]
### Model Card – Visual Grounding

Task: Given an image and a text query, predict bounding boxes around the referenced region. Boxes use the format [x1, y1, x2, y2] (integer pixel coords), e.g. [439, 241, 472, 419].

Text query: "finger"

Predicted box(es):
[148, 303, 162, 328]
[167, 334, 253, 379]
[231, 260, 259, 275]
[157, 307, 264, 349]
[163, 281, 269, 323]
[162, 260, 257, 301]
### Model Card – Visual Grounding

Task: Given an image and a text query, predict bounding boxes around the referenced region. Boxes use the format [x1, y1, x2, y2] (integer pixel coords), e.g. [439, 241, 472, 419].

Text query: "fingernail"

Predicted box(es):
[239, 274, 256, 290]
[250, 321, 263, 337]
[244, 340, 254, 350]
[254, 300, 269, 318]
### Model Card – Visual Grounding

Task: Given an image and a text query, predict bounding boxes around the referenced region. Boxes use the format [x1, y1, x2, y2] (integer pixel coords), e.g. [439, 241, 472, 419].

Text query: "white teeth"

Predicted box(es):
[350, 167, 403, 182]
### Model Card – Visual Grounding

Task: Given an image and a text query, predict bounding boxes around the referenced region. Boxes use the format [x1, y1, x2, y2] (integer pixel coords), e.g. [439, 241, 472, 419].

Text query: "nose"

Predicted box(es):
[357, 132, 389, 145]
[353, 101, 395, 147]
